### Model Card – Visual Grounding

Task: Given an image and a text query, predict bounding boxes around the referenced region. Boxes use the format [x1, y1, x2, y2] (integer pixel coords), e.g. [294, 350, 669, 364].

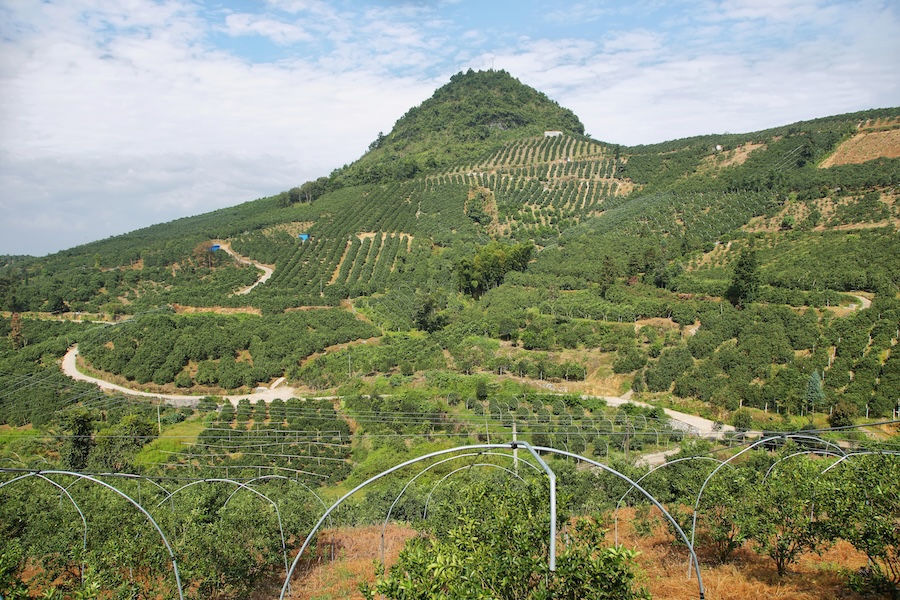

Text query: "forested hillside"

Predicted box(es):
[1, 70, 899, 599]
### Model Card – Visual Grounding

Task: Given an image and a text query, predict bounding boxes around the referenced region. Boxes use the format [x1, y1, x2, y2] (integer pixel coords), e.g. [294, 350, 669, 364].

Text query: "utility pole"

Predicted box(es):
[513, 420, 518, 476]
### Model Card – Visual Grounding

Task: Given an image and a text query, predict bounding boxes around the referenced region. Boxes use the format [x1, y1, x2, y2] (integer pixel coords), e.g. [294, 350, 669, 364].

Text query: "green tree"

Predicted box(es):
[744, 457, 829, 576]
[698, 468, 755, 563]
[827, 399, 856, 428]
[457, 241, 534, 296]
[726, 246, 760, 308]
[298, 177, 329, 203]
[89, 414, 156, 472]
[363, 479, 648, 600]
[731, 408, 753, 431]
[822, 454, 900, 591]
[61, 409, 94, 470]
[805, 370, 825, 414]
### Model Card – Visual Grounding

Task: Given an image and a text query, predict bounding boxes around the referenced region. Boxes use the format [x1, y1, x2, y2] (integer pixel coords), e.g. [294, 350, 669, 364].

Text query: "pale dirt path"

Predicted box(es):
[849, 293, 872, 310]
[636, 449, 680, 467]
[61, 345, 304, 407]
[62, 344, 728, 442]
[213, 240, 274, 295]
[598, 394, 733, 438]
[62, 343, 732, 467]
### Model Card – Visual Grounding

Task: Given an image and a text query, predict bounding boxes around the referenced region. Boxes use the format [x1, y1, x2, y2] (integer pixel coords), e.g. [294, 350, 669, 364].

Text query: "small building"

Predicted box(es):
[298, 233, 310, 241]
[544, 131, 563, 137]
[209, 244, 221, 251]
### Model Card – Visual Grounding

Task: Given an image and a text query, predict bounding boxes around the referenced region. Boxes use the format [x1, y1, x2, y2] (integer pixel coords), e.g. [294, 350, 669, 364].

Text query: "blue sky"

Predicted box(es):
[1, 0, 898, 256]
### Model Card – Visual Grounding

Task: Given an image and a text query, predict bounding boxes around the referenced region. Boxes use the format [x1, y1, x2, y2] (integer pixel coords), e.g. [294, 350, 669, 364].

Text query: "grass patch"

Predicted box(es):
[0, 425, 39, 446]
[133, 415, 207, 467]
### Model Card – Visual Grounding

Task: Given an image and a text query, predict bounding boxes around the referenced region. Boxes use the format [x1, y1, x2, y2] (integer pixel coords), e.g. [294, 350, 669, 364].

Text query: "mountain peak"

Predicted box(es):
[333, 70, 585, 185]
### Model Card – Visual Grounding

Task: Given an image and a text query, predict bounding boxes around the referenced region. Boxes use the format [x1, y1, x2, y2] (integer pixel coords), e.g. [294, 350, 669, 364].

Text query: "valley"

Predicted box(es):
[1, 70, 898, 599]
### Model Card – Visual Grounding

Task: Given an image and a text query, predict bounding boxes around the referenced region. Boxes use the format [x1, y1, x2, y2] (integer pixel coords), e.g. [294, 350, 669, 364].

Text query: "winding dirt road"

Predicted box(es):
[213, 240, 274, 295]
[603, 394, 732, 437]
[849, 293, 872, 310]
[61, 345, 301, 407]
[61, 345, 728, 440]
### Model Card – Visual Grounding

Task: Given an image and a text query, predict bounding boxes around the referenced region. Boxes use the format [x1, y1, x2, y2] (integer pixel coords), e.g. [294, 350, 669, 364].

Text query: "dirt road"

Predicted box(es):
[213, 240, 274, 295]
[61, 345, 729, 441]
[61, 345, 302, 406]
[600, 394, 732, 443]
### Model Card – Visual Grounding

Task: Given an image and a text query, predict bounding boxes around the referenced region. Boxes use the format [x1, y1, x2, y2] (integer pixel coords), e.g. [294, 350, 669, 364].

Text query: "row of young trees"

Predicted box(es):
[626, 297, 900, 418]
[4, 437, 896, 599]
[77, 309, 379, 390]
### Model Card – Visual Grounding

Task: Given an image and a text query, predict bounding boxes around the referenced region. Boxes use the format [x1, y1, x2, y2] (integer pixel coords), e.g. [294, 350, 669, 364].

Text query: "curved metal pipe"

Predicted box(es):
[0, 473, 89, 584]
[279, 442, 557, 600]
[422, 463, 525, 521]
[614, 456, 726, 546]
[228, 474, 329, 514]
[532, 446, 706, 600]
[379, 451, 538, 568]
[160, 477, 290, 588]
[688, 433, 846, 577]
[820, 450, 900, 475]
[96, 472, 172, 500]
[763, 450, 843, 481]
[1, 470, 184, 600]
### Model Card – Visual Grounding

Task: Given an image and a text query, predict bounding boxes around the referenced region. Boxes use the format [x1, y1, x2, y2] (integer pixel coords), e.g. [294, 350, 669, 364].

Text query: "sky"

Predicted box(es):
[1, 0, 898, 257]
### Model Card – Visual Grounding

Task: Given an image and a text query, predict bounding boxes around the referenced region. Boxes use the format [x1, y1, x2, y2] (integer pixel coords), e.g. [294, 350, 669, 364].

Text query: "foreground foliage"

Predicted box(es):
[364, 477, 649, 600]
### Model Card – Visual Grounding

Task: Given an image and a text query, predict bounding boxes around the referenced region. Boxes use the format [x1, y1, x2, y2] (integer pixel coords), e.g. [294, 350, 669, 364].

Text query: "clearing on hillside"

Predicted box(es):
[820, 124, 900, 167]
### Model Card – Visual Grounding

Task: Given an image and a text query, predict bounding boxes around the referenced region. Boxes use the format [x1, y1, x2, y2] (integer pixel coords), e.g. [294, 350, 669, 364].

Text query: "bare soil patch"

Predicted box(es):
[691, 240, 732, 269]
[171, 304, 262, 316]
[820, 127, 900, 168]
[285, 525, 417, 600]
[699, 142, 766, 173]
[635, 317, 681, 331]
[281, 516, 873, 600]
[263, 221, 315, 237]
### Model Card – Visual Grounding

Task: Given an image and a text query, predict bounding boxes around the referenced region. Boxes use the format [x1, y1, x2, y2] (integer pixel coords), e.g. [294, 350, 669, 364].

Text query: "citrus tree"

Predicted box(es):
[363, 476, 649, 599]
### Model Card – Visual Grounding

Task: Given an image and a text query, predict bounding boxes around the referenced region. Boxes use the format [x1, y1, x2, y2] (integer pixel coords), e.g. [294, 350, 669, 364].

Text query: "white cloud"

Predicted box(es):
[545, 2, 613, 25]
[0, 151, 297, 254]
[705, 0, 828, 23]
[0, 0, 898, 256]
[224, 13, 313, 44]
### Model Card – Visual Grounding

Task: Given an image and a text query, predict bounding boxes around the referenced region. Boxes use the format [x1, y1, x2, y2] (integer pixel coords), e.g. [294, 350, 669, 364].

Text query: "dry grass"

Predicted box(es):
[614, 507, 875, 600]
[698, 142, 766, 173]
[285, 525, 417, 600]
[171, 304, 262, 315]
[262, 221, 316, 237]
[279, 515, 878, 600]
[820, 127, 900, 168]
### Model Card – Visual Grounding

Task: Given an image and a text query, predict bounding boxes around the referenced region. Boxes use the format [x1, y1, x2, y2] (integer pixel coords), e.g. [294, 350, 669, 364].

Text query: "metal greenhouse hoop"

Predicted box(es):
[820, 450, 900, 475]
[0, 472, 89, 584]
[380, 451, 537, 567]
[279, 442, 557, 600]
[532, 446, 706, 600]
[158, 477, 290, 586]
[280, 442, 706, 600]
[614, 455, 727, 546]
[422, 454, 541, 520]
[688, 433, 846, 576]
[0, 469, 184, 600]
[763, 450, 843, 481]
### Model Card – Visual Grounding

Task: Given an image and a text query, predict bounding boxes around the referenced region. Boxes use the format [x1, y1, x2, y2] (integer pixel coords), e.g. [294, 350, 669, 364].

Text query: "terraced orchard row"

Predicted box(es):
[221, 135, 631, 307]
